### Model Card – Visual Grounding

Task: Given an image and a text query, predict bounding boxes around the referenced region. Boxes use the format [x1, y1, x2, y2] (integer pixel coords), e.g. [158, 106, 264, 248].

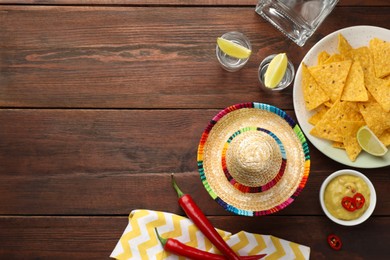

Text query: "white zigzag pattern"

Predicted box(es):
[159, 212, 175, 235]
[110, 210, 310, 260]
[175, 218, 192, 244]
[225, 232, 241, 248]
[160, 213, 194, 260]
[278, 238, 293, 260]
[238, 232, 259, 256]
[195, 229, 207, 252]
[299, 244, 311, 259]
[109, 213, 135, 258]
[146, 212, 174, 259]
[263, 235, 276, 256]
[165, 214, 220, 260]
[128, 211, 158, 260]
[165, 218, 195, 260]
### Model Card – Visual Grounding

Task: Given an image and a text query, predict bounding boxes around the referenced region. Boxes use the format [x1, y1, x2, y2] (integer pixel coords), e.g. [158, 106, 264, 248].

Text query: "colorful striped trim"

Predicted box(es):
[197, 102, 311, 216]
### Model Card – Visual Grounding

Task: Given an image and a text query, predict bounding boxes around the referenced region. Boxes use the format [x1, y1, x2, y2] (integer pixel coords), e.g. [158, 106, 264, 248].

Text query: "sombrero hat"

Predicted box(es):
[197, 102, 310, 216]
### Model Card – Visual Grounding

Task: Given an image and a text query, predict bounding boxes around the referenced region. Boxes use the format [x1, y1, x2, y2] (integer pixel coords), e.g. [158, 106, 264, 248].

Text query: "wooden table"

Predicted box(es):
[0, 0, 389, 259]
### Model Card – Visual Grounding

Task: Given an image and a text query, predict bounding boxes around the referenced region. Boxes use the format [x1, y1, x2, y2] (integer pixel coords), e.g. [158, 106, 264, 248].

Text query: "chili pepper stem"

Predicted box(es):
[171, 173, 184, 198]
[155, 228, 168, 247]
[171, 174, 242, 260]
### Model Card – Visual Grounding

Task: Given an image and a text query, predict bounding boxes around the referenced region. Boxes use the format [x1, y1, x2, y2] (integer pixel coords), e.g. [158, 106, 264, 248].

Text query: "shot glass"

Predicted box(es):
[216, 32, 252, 72]
[258, 54, 295, 91]
[255, 0, 339, 46]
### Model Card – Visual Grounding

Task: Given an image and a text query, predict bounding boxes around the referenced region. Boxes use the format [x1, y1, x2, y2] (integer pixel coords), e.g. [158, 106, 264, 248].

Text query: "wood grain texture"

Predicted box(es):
[0, 2, 389, 259]
[1, 109, 389, 215]
[0, 170, 388, 216]
[0, 216, 389, 259]
[0, 0, 389, 6]
[1, 6, 390, 109]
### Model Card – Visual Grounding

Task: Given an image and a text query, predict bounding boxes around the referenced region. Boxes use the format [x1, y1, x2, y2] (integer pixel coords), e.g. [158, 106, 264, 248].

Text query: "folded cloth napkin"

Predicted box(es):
[111, 210, 310, 260]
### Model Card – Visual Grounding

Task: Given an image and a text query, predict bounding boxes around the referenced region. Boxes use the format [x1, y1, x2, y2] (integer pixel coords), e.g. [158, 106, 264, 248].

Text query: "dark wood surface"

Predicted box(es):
[0, 1, 389, 259]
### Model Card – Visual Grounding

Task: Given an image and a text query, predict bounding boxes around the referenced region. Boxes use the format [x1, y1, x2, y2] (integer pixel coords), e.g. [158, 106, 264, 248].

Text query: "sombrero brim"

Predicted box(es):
[197, 102, 310, 216]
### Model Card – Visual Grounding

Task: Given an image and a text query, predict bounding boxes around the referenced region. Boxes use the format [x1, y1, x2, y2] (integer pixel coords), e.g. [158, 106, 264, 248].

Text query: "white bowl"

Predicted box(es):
[319, 169, 377, 226]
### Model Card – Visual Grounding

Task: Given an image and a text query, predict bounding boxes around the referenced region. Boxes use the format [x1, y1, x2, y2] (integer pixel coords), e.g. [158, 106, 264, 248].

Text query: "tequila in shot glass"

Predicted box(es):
[216, 32, 252, 72]
[258, 54, 295, 91]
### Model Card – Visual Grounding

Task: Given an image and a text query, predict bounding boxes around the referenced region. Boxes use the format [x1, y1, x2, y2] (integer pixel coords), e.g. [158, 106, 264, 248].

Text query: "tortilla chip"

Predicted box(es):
[338, 34, 353, 56]
[332, 142, 345, 149]
[341, 61, 368, 101]
[310, 100, 364, 142]
[341, 101, 364, 121]
[323, 101, 334, 108]
[318, 51, 331, 65]
[348, 47, 371, 73]
[369, 38, 390, 78]
[358, 100, 390, 137]
[302, 63, 329, 110]
[365, 74, 390, 112]
[340, 121, 365, 161]
[308, 105, 329, 125]
[309, 60, 352, 103]
[379, 129, 390, 146]
[324, 54, 345, 64]
[348, 46, 390, 111]
[310, 100, 349, 142]
[304, 35, 390, 162]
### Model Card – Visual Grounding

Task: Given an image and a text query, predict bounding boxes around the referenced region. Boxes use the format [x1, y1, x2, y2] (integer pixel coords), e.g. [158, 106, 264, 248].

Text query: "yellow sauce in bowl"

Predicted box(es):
[324, 174, 370, 220]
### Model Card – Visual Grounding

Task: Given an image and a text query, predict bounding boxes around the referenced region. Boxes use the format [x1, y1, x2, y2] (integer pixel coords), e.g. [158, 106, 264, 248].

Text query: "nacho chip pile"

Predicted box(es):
[302, 34, 390, 162]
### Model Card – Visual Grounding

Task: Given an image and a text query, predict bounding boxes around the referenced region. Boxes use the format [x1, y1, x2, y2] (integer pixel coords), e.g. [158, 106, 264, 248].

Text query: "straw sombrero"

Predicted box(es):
[197, 102, 310, 216]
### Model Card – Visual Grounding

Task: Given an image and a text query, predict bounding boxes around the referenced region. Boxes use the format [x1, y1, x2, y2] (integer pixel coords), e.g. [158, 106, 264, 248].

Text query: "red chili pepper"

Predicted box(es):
[155, 228, 266, 260]
[172, 174, 242, 260]
[327, 234, 342, 250]
[353, 193, 365, 209]
[341, 196, 356, 212]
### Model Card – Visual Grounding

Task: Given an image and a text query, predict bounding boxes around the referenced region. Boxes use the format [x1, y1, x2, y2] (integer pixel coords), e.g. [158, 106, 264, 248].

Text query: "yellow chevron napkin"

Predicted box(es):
[111, 210, 310, 260]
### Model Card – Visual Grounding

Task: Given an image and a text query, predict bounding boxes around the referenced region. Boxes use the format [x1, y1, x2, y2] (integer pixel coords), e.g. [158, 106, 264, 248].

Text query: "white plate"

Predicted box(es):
[293, 26, 390, 168]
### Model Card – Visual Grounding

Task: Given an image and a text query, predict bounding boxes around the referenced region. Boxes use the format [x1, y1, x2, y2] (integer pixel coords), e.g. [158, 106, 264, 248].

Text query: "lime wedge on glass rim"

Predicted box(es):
[217, 37, 252, 59]
[357, 126, 388, 156]
[264, 53, 288, 89]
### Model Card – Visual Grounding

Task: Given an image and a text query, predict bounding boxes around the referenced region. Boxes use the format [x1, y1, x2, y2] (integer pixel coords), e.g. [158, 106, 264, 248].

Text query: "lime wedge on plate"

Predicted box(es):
[264, 53, 288, 89]
[357, 126, 388, 156]
[217, 37, 252, 59]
